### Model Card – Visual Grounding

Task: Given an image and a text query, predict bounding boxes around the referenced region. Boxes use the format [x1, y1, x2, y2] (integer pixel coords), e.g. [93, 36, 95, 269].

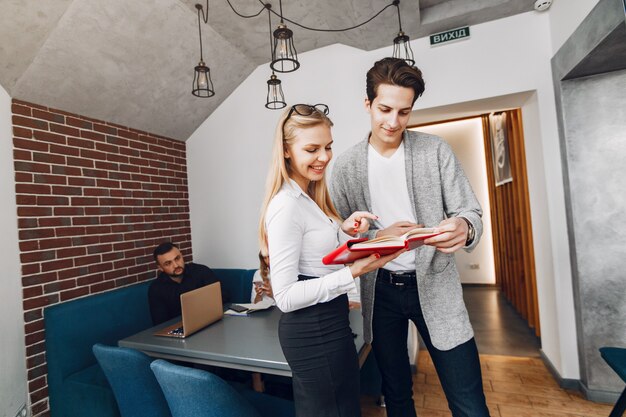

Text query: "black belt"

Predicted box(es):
[377, 269, 417, 286]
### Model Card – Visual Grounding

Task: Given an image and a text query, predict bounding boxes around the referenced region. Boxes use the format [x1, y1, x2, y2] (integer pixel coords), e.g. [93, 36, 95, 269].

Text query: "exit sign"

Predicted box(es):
[430, 26, 470, 46]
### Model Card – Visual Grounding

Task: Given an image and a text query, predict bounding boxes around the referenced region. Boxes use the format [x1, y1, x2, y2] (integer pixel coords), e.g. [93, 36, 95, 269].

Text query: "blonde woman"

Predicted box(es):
[259, 104, 403, 417]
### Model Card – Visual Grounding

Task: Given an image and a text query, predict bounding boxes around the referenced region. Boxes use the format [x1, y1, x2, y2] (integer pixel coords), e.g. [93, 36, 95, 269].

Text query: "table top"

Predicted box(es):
[119, 306, 366, 377]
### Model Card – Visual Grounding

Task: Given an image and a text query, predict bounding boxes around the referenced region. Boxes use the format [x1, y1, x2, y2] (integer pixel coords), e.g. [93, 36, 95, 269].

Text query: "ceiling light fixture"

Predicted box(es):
[265, 5, 286, 109]
[192, 3, 215, 98]
[391, 0, 415, 66]
[270, 0, 299, 73]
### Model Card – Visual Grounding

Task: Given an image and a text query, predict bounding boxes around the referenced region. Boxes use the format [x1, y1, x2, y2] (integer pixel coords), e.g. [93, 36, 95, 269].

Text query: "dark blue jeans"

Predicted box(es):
[371, 273, 490, 417]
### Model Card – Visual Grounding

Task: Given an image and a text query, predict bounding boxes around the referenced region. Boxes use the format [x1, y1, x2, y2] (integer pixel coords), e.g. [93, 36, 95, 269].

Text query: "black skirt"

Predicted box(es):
[279, 280, 361, 417]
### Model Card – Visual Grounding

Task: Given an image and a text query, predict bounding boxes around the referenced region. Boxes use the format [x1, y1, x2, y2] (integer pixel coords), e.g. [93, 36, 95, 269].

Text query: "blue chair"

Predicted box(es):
[92, 344, 171, 417]
[600, 347, 626, 417]
[150, 359, 295, 417]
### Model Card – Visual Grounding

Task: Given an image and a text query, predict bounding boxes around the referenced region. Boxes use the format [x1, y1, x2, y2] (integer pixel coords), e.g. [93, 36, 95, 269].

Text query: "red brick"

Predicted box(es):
[41, 258, 73, 272]
[115, 276, 138, 287]
[100, 234, 123, 244]
[67, 177, 94, 187]
[32, 109, 65, 124]
[66, 156, 94, 168]
[117, 129, 139, 140]
[31, 399, 48, 416]
[54, 206, 84, 216]
[51, 165, 81, 176]
[111, 189, 132, 198]
[27, 363, 47, 380]
[23, 294, 59, 310]
[24, 308, 43, 323]
[55, 226, 86, 237]
[57, 247, 87, 258]
[107, 152, 130, 163]
[25, 322, 45, 337]
[19, 228, 55, 240]
[36, 196, 69, 206]
[12, 103, 32, 116]
[22, 263, 40, 275]
[119, 164, 140, 173]
[32, 152, 65, 165]
[16, 195, 37, 205]
[108, 171, 132, 181]
[102, 251, 124, 261]
[29, 375, 46, 392]
[67, 137, 95, 149]
[71, 236, 100, 247]
[22, 272, 57, 287]
[14, 161, 51, 174]
[50, 123, 80, 137]
[84, 207, 110, 215]
[77, 273, 104, 286]
[60, 287, 89, 301]
[33, 130, 66, 144]
[39, 238, 72, 250]
[38, 218, 71, 229]
[34, 174, 67, 185]
[80, 130, 105, 141]
[95, 161, 119, 171]
[57, 267, 88, 280]
[17, 206, 53, 217]
[95, 124, 117, 135]
[44, 279, 76, 293]
[99, 197, 124, 206]
[83, 187, 110, 197]
[85, 225, 111, 234]
[111, 207, 133, 215]
[23, 285, 43, 299]
[129, 157, 150, 167]
[13, 115, 49, 130]
[80, 149, 108, 161]
[15, 172, 34, 183]
[91, 281, 116, 292]
[29, 386, 48, 405]
[14, 137, 48, 152]
[71, 197, 99, 206]
[72, 216, 100, 226]
[82, 168, 108, 178]
[74, 254, 101, 266]
[95, 142, 119, 153]
[49, 144, 80, 157]
[105, 269, 127, 280]
[121, 181, 142, 190]
[66, 116, 92, 130]
[13, 126, 33, 138]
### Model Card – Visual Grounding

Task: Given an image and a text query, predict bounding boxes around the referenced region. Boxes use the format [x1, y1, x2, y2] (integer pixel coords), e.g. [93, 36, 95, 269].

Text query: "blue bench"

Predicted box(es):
[600, 347, 626, 417]
[44, 268, 256, 417]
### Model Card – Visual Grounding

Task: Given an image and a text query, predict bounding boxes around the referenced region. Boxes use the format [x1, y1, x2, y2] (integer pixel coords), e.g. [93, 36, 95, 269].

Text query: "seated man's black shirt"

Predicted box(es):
[148, 262, 229, 325]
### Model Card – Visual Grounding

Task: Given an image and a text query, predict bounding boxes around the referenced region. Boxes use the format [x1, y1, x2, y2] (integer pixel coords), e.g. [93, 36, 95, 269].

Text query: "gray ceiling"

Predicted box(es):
[0, 0, 535, 140]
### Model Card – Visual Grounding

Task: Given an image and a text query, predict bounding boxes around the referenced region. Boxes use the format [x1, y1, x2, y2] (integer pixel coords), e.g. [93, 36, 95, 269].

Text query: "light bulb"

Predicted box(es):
[198, 72, 208, 89]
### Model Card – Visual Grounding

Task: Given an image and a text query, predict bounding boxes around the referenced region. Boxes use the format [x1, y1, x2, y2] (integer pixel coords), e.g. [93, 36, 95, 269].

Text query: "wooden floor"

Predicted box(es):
[361, 351, 615, 417]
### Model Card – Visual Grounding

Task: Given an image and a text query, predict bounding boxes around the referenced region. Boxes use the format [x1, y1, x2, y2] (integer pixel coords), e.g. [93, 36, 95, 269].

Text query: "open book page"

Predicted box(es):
[351, 227, 438, 249]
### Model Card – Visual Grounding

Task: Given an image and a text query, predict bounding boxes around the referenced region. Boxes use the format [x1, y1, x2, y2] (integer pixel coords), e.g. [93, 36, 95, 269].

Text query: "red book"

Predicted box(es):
[322, 228, 441, 265]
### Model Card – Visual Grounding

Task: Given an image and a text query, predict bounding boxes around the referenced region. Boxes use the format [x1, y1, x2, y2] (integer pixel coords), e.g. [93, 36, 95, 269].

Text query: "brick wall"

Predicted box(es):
[11, 99, 192, 416]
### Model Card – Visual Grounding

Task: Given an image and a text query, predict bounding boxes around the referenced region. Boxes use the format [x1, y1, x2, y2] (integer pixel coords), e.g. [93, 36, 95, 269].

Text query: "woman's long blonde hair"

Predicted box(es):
[258, 106, 341, 249]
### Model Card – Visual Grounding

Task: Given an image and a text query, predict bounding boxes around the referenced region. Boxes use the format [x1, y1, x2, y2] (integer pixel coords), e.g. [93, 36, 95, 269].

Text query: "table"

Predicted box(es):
[119, 307, 369, 377]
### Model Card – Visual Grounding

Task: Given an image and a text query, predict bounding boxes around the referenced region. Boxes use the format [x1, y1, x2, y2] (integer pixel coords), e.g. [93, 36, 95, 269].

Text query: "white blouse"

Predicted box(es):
[266, 180, 357, 312]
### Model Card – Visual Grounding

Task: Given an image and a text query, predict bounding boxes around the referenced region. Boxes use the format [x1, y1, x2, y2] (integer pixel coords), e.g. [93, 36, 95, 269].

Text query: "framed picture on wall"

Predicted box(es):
[489, 112, 513, 186]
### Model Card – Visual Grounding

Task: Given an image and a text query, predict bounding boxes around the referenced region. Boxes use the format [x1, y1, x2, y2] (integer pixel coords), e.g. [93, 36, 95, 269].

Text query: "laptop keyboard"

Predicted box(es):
[168, 326, 184, 336]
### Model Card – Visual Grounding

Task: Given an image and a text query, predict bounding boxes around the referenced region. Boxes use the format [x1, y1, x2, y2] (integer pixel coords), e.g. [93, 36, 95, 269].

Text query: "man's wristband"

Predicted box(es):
[459, 217, 475, 246]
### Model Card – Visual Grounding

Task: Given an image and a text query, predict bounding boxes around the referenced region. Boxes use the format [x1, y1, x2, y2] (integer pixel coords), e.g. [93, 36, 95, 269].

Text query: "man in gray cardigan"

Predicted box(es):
[330, 58, 490, 417]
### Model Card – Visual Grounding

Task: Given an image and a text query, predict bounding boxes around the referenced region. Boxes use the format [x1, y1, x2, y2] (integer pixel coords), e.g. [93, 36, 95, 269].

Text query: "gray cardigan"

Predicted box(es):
[330, 130, 483, 351]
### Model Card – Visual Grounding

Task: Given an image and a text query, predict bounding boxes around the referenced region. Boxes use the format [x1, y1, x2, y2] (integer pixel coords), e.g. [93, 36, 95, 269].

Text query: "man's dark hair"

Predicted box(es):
[153, 242, 179, 262]
[366, 57, 425, 105]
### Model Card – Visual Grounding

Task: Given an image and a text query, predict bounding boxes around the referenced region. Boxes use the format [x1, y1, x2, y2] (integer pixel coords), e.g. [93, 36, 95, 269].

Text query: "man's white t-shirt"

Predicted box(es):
[368, 141, 417, 272]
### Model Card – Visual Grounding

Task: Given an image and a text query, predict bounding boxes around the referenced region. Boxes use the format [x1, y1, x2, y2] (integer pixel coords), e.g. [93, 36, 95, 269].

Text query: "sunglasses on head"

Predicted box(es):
[286, 103, 330, 120]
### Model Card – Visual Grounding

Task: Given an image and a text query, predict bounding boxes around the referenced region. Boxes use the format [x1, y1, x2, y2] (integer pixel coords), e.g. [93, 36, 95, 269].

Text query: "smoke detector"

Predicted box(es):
[534, 0, 553, 11]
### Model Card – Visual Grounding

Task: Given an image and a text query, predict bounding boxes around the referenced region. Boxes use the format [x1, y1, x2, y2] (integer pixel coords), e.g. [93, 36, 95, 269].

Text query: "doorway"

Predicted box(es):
[410, 109, 541, 348]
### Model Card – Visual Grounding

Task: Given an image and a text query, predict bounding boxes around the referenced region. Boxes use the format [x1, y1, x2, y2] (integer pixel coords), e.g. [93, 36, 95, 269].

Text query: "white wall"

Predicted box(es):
[187, 11, 579, 379]
[0, 87, 27, 415]
[413, 119, 495, 285]
[548, 0, 601, 53]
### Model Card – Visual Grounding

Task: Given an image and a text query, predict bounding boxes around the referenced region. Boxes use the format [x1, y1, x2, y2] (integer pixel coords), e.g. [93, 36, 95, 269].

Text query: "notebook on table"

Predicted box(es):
[154, 281, 223, 338]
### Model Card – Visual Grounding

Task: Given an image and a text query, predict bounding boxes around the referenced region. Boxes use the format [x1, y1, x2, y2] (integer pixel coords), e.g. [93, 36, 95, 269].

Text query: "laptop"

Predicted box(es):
[154, 282, 223, 338]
